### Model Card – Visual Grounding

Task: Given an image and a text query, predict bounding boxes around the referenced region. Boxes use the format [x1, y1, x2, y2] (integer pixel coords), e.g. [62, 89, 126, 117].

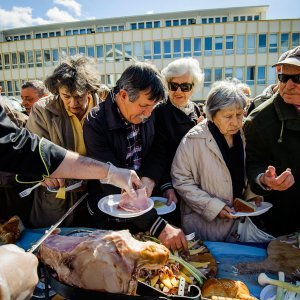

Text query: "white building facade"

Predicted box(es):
[0, 5, 299, 100]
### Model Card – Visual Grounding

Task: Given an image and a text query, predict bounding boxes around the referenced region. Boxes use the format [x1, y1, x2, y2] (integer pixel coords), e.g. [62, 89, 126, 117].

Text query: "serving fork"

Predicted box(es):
[19, 182, 42, 198]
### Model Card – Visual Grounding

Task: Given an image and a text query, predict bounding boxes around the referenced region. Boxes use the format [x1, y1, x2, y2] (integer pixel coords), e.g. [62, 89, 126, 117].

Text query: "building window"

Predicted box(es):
[164, 40, 171, 58]
[115, 44, 123, 61]
[202, 18, 207, 24]
[14, 80, 20, 95]
[173, 40, 181, 58]
[97, 27, 104, 32]
[215, 68, 223, 81]
[215, 17, 221, 23]
[4, 54, 10, 69]
[66, 30, 71, 36]
[124, 43, 133, 60]
[87, 46, 95, 58]
[69, 47, 77, 56]
[12, 53, 18, 69]
[154, 21, 160, 28]
[19, 52, 26, 69]
[20, 35, 25, 40]
[7, 81, 13, 96]
[204, 37, 212, 56]
[226, 36, 234, 55]
[292, 33, 300, 47]
[269, 33, 278, 53]
[257, 66, 266, 85]
[188, 18, 196, 25]
[130, 23, 137, 30]
[146, 22, 152, 29]
[87, 28, 92, 34]
[73, 29, 79, 35]
[280, 33, 289, 52]
[35, 50, 42, 67]
[236, 67, 244, 81]
[56, 31, 61, 36]
[204, 69, 212, 87]
[247, 16, 253, 21]
[268, 66, 276, 84]
[138, 23, 145, 29]
[153, 41, 161, 59]
[49, 32, 55, 37]
[134, 42, 142, 60]
[166, 20, 171, 27]
[225, 68, 233, 79]
[193, 38, 201, 56]
[173, 20, 179, 26]
[144, 41, 151, 60]
[208, 18, 214, 23]
[183, 39, 191, 57]
[35, 33, 41, 39]
[0, 55, 2, 70]
[254, 15, 260, 20]
[258, 34, 267, 53]
[236, 35, 245, 54]
[118, 25, 125, 31]
[52, 49, 59, 65]
[222, 17, 228, 22]
[96, 46, 104, 62]
[79, 29, 86, 34]
[181, 19, 187, 26]
[0, 81, 4, 93]
[233, 16, 239, 22]
[111, 26, 118, 32]
[246, 66, 255, 85]
[240, 16, 246, 21]
[27, 51, 34, 68]
[44, 50, 51, 67]
[215, 36, 223, 56]
[105, 44, 113, 62]
[78, 47, 86, 55]
[26, 34, 31, 39]
[104, 26, 110, 32]
[60, 48, 67, 56]
[247, 34, 256, 54]
[42, 33, 48, 38]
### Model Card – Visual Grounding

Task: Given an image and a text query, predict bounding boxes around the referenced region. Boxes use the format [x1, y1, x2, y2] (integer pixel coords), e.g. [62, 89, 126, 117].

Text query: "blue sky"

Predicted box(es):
[0, 0, 299, 30]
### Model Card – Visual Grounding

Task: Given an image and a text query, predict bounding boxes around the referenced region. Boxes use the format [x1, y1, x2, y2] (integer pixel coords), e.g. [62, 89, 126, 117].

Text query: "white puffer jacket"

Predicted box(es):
[171, 120, 249, 241]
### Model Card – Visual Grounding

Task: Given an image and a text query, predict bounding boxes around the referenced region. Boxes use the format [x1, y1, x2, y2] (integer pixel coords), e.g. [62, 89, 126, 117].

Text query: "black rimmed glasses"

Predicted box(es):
[278, 74, 300, 84]
[168, 82, 194, 92]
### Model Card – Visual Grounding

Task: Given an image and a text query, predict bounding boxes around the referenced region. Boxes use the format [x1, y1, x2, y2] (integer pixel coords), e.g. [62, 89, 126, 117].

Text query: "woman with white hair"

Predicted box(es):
[140, 57, 204, 225]
[171, 79, 256, 241]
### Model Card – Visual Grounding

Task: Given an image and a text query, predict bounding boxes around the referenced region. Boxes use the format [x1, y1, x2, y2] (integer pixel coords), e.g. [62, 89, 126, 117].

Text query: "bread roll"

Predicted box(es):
[233, 198, 257, 213]
[201, 278, 256, 300]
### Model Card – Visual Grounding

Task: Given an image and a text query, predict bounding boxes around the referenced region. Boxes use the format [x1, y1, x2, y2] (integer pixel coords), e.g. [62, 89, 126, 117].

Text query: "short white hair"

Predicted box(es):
[161, 57, 204, 92]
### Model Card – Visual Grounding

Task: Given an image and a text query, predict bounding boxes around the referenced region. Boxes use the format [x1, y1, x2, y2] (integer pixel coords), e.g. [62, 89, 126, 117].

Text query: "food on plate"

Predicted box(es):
[154, 200, 165, 209]
[119, 187, 149, 212]
[0, 216, 24, 245]
[39, 230, 169, 295]
[233, 198, 257, 213]
[201, 278, 256, 299]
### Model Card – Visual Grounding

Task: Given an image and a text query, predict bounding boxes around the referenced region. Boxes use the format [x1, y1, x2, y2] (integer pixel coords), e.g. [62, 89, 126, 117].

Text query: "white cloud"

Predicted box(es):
[146, 10, 154, 14]
[0, 6, 49, 29]
[53, 0, 82, 16]
[46, 6, 79, 22]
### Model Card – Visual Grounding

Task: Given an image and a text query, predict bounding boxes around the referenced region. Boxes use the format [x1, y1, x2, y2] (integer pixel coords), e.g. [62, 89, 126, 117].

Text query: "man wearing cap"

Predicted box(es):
[243, 46, 300, 236]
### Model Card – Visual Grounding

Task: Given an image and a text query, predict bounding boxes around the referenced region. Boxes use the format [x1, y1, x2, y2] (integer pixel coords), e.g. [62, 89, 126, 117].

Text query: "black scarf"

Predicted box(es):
[208, 121, 245, 198]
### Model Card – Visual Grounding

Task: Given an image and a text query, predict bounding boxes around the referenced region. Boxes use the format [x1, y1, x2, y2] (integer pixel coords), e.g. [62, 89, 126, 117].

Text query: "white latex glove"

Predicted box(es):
[0, 244, 39, 300]
[141, 177, 155, 197]
[100, 162, 141, 199]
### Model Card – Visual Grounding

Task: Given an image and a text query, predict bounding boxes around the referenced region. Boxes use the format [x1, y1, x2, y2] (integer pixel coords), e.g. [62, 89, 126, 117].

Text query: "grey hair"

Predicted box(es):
[44, 55, 102, 96]
[21, 80, 49, 97]
[161, 57, 204, 92]
[205, 79, 248, 121]
[116, 61, 167, 103]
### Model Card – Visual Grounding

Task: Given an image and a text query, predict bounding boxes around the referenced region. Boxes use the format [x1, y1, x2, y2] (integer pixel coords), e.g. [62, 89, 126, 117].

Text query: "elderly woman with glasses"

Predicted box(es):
[140, 57, 204, 225]
[171, 79, 259, 241]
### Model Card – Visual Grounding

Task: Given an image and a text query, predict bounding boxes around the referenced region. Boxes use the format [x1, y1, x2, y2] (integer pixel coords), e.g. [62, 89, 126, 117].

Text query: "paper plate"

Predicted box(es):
[230, 201, 273, 217]
[151, 197, 176, 215]
[47, 180, 83, 192]
[98, 194, 154, 218]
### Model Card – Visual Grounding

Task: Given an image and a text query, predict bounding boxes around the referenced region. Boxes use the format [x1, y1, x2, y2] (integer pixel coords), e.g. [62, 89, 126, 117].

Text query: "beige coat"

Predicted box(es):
[26, 94, 98, 227]
[171, 120, 249, 241]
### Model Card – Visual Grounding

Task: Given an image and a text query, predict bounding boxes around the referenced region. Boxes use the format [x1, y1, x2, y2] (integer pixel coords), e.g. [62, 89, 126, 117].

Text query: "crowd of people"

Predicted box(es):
[0, 45, 299, 298]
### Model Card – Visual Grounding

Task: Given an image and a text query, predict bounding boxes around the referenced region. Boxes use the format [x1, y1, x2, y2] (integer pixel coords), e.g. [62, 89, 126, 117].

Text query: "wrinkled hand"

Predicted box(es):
[163, 188, 179, 206]
[41, 177, 65, 188]
[158, 224, 188, 251]
[141, 177, 155, 197]
[100, 163, 141, 199]
[0, 244, 39, 299]
[218, 205, 236, 220]
[260, 166, 294, 191]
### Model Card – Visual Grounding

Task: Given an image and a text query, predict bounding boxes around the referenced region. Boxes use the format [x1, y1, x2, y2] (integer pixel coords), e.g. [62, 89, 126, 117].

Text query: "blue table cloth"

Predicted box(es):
[18, 228, 267, 299]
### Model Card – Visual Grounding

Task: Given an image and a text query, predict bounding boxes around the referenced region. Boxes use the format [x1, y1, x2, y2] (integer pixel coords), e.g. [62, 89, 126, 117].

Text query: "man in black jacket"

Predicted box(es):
[84, 62, 187, 250]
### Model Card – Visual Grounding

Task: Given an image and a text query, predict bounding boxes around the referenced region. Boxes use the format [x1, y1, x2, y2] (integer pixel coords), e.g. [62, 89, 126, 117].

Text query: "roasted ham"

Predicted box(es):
[119, 187, 149, 212]
[39, 230, 169, 294]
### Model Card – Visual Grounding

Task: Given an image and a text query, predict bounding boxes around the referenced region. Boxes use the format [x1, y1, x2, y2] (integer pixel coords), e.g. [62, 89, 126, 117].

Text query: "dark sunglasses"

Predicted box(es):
[168, 82, 194, 92]
[278, 74, 300, 84]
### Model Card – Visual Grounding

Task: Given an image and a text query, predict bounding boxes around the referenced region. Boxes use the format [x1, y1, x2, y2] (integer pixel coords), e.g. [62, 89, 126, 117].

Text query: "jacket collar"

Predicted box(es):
[166, 99, 199, 124]
[274, 94, 299, 121]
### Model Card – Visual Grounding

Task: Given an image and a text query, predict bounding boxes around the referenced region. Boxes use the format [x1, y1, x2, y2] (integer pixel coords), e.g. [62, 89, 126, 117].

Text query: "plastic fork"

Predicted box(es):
[19, 182, 42, 198]
[185, 232, 195, 241]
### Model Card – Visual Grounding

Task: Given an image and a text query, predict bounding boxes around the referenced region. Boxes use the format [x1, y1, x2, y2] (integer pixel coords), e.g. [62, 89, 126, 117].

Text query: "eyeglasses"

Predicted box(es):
[278, 74, 300, 84]
[168, 82, 194, 92]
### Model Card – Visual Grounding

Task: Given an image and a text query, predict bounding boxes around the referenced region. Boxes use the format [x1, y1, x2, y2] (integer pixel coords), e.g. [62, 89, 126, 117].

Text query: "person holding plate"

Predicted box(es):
[171, 79, 260, 241]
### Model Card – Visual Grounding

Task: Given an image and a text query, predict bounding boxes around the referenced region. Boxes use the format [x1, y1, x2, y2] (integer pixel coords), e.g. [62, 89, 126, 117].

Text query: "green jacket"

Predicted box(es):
[243, 93, 300, 236]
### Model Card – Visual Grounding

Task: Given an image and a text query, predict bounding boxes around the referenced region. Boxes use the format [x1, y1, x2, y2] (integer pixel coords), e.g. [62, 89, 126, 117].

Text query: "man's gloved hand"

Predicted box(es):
[141, 177, 155, 197]
[100, 162, 141, 199]
[0, 244, 39, 300]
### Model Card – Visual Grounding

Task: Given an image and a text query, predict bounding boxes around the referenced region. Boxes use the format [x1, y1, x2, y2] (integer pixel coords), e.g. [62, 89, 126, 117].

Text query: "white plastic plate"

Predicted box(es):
[151, 196, 176, 215]
[230, 201, 273, 217]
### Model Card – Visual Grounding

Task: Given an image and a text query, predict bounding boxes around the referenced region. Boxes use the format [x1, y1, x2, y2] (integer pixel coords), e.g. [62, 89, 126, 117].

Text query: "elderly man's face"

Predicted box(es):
[59, 86, 90, 120]
[279, 65, 300, 109]
[21, 87, 41, 114]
